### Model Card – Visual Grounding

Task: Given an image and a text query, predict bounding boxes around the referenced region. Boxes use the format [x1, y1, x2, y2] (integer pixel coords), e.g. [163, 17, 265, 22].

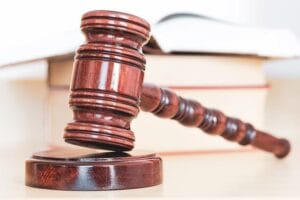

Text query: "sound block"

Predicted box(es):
[25, 147, 162, 191]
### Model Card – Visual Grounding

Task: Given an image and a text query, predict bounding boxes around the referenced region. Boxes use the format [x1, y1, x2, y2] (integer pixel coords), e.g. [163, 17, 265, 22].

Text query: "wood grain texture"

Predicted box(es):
[64, 10, 150, 151]
[141, 84, 290, 158]
[63, 10, 290, 158]
[25, 147, 162, 191]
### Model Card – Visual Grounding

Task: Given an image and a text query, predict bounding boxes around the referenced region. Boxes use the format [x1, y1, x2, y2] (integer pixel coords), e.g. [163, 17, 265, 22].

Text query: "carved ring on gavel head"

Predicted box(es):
[64, 10, 291, 158]
[64, 10, 150, 151]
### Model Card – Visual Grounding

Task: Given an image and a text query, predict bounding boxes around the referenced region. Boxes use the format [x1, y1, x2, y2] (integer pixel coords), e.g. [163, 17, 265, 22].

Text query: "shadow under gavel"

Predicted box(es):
[64, 10, 290, 159]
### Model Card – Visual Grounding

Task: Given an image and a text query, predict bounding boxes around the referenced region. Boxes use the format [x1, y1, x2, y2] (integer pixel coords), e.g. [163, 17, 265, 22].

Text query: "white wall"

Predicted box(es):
[0, 0, 300, 77]
[241, 0, 300, 37]
[241, 0, 300, 78]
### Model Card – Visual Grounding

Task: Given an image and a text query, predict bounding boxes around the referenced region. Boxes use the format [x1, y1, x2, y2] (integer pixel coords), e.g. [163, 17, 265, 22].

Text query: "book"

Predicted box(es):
[47, 54, 268, 151]
[49, 55, 267, 87]
[3, 11, 297, 151]
[1, 12, 300, 67]
[47, 87, 267, 151]
[149, 13, 300, 58]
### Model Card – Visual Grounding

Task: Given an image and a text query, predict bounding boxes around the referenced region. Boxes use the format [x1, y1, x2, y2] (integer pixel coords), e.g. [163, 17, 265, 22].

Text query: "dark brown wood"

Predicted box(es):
[25, 147, 162, 190]
[63, 10, 290, 158]
[141, 84, 291, 158]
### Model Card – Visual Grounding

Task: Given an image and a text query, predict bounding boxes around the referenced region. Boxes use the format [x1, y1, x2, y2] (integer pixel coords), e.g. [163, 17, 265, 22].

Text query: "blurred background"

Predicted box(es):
[1, 0, 300, 77]
[0, 0, 300, 198]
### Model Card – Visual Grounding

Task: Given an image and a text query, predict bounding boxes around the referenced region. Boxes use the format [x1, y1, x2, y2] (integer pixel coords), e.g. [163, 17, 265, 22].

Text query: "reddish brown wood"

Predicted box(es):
[26, 147, 162, 190]
[63, 10, 290, 158]
[64, 10, 150, 151]
[141, 84, 290, 158]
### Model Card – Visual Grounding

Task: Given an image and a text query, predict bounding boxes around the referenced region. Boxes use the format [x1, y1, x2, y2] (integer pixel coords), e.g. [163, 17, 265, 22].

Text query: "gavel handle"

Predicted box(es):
[140, 83, 291, 158]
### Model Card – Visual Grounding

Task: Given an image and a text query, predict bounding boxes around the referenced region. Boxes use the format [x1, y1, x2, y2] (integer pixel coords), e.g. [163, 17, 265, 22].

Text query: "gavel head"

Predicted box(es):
[64, 10, 150, 151]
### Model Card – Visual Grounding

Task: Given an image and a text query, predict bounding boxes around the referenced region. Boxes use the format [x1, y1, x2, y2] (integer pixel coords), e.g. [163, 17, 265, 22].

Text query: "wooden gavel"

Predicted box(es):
[64, 10, 290, 158]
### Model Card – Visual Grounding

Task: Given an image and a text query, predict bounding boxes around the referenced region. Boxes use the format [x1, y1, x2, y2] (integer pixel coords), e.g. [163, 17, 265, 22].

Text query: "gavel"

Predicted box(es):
[64, 10, 290, 159]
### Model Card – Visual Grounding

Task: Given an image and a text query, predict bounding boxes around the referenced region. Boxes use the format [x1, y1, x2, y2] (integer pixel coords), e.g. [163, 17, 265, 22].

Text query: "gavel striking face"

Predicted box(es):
[64, 10, 290, 158]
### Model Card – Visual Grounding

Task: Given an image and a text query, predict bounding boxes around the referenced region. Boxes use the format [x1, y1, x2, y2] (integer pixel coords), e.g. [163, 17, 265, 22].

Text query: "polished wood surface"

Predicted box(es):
[26, 147, 162, 191]
[64, 10, 150, 151]
[26, 10, 163, 191]
[141, 84, 290, 158]
[63, 10, 290, 158]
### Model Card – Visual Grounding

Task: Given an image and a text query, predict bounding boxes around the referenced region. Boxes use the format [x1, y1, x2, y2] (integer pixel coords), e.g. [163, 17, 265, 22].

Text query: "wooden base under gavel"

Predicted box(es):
[26, 147, 162, 191]
[25, 10, 290, 191]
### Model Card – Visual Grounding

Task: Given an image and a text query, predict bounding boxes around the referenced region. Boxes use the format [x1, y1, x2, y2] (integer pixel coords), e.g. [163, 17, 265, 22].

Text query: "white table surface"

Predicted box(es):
[0, 79, 299, 199]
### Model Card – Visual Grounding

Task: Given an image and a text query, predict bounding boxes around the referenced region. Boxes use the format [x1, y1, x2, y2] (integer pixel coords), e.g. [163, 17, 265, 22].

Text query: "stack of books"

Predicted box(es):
[2, 12, 299, 152]
[46, 13, 300, 152]
[48, 54, 267, 151]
